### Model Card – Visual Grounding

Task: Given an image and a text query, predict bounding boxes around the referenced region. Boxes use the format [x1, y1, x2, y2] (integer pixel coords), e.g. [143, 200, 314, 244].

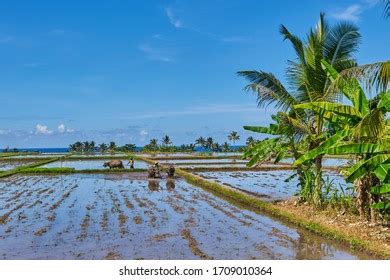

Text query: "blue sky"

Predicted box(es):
[0, 0, 388, 148]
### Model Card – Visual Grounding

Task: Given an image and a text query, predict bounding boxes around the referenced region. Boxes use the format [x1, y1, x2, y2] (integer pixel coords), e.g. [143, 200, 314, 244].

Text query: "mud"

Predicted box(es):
[0, 174, 369, 259]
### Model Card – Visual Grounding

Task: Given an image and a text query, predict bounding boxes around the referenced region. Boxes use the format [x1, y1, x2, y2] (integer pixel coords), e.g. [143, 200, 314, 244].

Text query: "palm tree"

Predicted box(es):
[99, 143, 108, 153]
[195, 137, 207, 148]
[149, 138, 158, 146]
[108, 141, 117, 153]
[162, 135, 172, 146]
[246, 136, 255, 147]
[206, 137, 214, 151]
[212, 142, 222, 152]
[295, 61, 390, 220]
[228, 131, 240, 146]
[222, 142, 230, 152]
[384, 0, 390, 18]
[123, 143, 136, 152]
[238, 13, 361, 206]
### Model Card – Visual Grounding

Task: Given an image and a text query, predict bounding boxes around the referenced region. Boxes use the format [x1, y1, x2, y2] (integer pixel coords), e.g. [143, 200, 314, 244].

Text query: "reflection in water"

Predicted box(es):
[294, 228, 334, 259]
[148, 180, 160, 192]
[166, 179, 176, 191]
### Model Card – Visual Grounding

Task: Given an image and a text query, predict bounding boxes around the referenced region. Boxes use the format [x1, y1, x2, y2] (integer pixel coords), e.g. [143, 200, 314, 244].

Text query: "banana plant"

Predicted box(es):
[294, 60, 390, 219]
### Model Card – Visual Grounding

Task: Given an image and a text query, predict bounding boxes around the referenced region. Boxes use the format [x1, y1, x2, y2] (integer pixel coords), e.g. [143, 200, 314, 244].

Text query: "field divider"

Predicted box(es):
[140, 155, 388, 259]
[0, 155, 69, 178]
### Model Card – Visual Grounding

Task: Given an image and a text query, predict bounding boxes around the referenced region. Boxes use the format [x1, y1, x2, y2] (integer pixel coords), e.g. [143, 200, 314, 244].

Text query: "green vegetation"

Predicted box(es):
[238, 13, 389, 221]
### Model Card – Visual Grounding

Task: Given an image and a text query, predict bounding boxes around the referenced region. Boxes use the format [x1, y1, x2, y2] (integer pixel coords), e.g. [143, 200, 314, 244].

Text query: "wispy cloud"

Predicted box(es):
[331, 0, 380, 21]
[165, 7, 183, 28]
[138, 43, 174, 62]
[331, 4, 363, 21]
[120, 103, 264, 120]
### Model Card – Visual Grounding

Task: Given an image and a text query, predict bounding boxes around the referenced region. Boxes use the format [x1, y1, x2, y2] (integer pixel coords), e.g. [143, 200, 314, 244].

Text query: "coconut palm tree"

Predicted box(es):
[246, 136, 256, 147]
[99, 143, 108, 153]
[162, 135, 172, 146]
[222, 142, 230, 152]
[195, 137, 207, 148]
[206, 137, 214, 151]
[228, 131, 240, 146]
[238, 13, 361, 206]
[108, 141, 117, 153]
[384, 0, 390, 18]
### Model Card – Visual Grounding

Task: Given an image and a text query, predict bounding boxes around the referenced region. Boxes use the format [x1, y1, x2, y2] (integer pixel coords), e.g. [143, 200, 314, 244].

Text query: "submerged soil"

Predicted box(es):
[0, 173, 373, 259]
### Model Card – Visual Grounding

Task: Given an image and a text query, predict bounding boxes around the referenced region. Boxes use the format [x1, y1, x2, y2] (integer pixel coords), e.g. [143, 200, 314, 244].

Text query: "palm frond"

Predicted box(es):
[340, 61, 390, 93]
[237, 70, 297, 111]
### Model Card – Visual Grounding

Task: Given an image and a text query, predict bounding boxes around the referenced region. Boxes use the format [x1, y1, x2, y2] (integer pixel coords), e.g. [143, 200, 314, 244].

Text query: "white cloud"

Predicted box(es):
[57, 124, 66, 133]
[0, 129, 10, 135]
[58, 124, 74, 133]
[331, 4, 362, 21]
[165, 7, 183, 28]
[35, 124, 53, 135]
[138, 44, 174, 62]
[140, 129, 148, 137]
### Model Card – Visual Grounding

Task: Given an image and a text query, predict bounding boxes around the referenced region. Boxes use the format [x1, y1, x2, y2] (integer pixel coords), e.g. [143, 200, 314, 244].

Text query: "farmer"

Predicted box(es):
[128, 157, 134, 169]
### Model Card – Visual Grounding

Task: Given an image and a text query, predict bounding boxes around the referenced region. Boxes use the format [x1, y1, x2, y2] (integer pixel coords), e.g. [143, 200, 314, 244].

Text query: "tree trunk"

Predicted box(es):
[354, 178, 368, 220]
[313, 155, 323, 208]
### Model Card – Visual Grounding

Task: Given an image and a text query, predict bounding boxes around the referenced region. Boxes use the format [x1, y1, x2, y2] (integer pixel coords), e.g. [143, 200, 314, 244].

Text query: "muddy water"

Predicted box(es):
[196, 171, 352, 202]
[159, 159, 248, 164]
[41, 160, 149, 170]
[0, 174, 369, 260]
[281, 157, 350, 167]
[9, 154, 65, 159]
[69, 153, 126, 158]
[0, 161, 38, 171]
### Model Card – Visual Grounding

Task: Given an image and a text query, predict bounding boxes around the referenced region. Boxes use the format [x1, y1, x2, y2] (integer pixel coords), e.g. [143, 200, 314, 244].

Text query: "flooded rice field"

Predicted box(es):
[0, 161, 38, 171]
[195, 171, 352, 202]
[9, 154, 64, 159]
[281, 157, 350, 167]
[0, 174, 368, 260]
[41, 160, 149, 170]
[69, 153, 126, 158]
[158, 159, 248, 164]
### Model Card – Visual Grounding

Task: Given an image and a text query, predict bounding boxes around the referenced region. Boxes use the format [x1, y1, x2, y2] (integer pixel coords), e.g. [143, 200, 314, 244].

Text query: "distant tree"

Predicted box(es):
[123, 143, 136, 152]
[162, 135, 172, 146]
[187, 143, 196, 151]
[90, 141, 96, 152]
[246, 136, 256, 147]
[228, 131, 240, 145]
[222, 142, 230, 152]
[195, 137, 207, 149]
[108, 141, 117, 153]
[99, 143, 108, 153]
[212, 142, 222, 152]
[206, 137, 214, 150]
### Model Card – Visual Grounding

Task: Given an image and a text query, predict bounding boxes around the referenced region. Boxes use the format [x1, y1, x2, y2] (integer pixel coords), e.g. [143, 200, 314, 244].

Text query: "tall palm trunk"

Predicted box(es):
[313, 155, 323, 207]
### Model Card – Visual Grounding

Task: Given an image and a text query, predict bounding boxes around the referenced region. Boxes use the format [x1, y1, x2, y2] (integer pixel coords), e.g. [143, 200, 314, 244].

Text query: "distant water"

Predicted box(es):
[1, 146, 244, 153]
[0, 148, 69, 153]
